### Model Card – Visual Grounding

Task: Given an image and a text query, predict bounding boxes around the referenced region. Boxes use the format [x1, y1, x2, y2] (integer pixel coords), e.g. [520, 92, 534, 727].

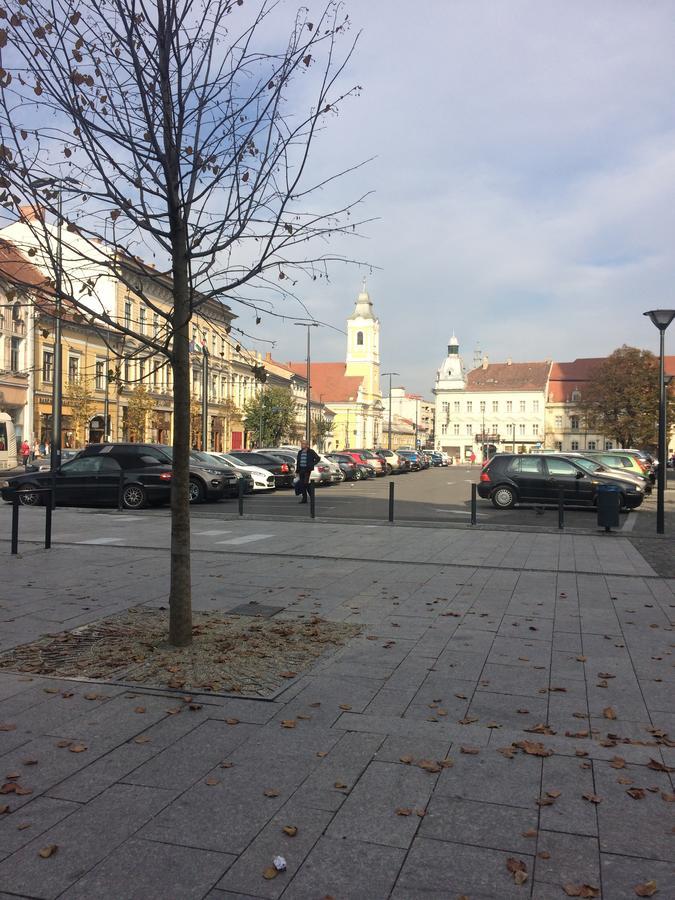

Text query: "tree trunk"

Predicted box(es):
[169, 245, 192, 647]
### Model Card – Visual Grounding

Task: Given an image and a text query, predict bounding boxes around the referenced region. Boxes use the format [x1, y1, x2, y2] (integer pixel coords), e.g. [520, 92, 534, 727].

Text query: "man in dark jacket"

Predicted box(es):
[296, 440, 320, 504]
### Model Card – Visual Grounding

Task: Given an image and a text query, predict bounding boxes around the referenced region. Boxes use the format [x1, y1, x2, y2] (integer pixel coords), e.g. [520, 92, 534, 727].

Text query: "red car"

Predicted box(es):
[340, 450, 386, 476]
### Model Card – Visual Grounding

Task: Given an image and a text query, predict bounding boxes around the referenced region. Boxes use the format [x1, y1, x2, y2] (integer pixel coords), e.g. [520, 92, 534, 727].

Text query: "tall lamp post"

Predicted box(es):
[382, 371, 399, 450]
[643, 309, 675, 534]
[201, 333, 209, 451]
[294, 322, 318, 443]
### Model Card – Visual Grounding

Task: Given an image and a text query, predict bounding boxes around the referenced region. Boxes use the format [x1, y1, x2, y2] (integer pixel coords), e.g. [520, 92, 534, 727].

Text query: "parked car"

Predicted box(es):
[584, 451, 654, 484]
[341, 449, 385, 476]
[326, 453, 362, 480]
[397, 450, 421, 471]
[189, 450, 253, 496]
[229, 451, 295, 488]
[209, 452, 276, 491]
[429, 452, 444, 467]
[2, 444, 174, 509]
[317, 455, 344, 484]
[28, 448, 79, 472]
[477, 453, 645, 510]
[374, 449, 407, 474]
[561, 453, 651, 494]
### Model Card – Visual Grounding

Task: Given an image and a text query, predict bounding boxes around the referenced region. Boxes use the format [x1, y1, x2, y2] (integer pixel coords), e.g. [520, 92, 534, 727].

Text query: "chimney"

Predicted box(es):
[265, 351, 272, 361]
[482, 355, 489, 370]
[18, 204, 45, 222]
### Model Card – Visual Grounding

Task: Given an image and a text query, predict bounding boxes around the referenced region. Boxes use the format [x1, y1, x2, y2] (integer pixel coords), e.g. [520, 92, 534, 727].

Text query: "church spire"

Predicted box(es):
[349, 278, 375, 320]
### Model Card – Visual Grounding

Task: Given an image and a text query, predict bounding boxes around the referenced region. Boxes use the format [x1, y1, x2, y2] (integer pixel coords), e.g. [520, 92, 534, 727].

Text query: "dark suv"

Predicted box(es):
[477, 453, 645, 510]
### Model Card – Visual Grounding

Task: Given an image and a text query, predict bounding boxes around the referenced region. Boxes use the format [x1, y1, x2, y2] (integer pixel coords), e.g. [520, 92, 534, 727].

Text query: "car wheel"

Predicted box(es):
[189, 478, 205, 503]
[18, 485, 41, 506]
[354, 469, 362, 480]
[491, 485, 517, 509]
[122, 484, 147, 509]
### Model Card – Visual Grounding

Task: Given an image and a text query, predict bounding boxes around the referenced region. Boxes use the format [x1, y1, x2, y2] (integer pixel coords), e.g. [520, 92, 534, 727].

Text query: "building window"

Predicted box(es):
[139, 307, 146, 335]
[453, 424, 460, 436]
[492, 424, 498, 434]
[555, 415, 562, 429]
[356, 331, 364, 346]
[441, 401, 449, 414]
[507, 423, 513, 433]
[124, 300, 132, 329]
[555, 441, 562, 451]
[588, 440, 596, 450]
[570, 416, 579, 430]
[605, 441, 613, 450]
[571, 440, 579, 451]
[506, 400, 513, 413]
[453, 401, 460, 413]
[532, 424, 539, 436]
[479, 401, 486, 412]
[571, 390, 581, 402]
[153, 313, 159, 337]
[42, 350, 54, 383]
[519, 400, 526, 412]
[138, 360, 145, 381]
[441, 424, 447, 436]
[533, 400, 539, 413]
[492, 401, 498, 413]
[466, 424, 472, 436]
[466, 401, 472, 413]
[68, 356, 79, 383]
[95, 359, 105, 390]
[124, 360, 130, 383]
[519, 424, 525, 436]
[10, 337, 21, 372]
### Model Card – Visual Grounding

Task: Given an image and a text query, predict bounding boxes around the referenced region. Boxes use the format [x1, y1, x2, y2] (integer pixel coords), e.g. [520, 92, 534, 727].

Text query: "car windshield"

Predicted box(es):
[573, 457, 603, 473]
[191, 451, 217, 464]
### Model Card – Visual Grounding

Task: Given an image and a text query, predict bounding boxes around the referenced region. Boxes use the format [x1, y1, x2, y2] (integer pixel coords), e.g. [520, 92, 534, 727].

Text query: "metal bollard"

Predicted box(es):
[470, 483, 477, 525]
[117, 472, 124, 511]
[310, 483, 316, 519]
[388, 480, 394, 523]
[558, 489, 564, 530]
[238, 478, 244, 516]
[11, 494, 19, 555]
[44, 490, 52, 549]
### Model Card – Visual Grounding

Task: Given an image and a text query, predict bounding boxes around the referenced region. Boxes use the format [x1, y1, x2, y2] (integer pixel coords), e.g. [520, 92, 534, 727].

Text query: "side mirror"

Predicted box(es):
[576, 471, 584, 479]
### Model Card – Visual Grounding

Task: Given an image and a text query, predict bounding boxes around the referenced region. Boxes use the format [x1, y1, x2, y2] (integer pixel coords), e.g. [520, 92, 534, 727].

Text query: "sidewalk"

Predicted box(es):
[0, 517, 673, 899]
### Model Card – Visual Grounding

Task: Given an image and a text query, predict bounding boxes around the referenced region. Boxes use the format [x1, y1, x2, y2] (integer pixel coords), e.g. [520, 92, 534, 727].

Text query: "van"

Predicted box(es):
[0, 412, 17, 470]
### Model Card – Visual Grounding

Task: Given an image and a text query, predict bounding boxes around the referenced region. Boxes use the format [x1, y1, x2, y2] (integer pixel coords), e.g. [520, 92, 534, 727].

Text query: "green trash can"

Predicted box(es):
[597, 483, 621, 531]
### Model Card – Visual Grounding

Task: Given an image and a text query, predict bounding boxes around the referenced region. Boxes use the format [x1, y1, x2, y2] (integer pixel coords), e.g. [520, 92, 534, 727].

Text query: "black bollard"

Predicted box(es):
[118, 472, 124, 511]
[238, 477, 244, 516]
[558, 489, 565, 530]
[310, 483, 316, 519]
[388, 480, 394, 522]
[44, 490, 52, 549]
[11, 494, 19, 555]
[470, 483, 477, 526]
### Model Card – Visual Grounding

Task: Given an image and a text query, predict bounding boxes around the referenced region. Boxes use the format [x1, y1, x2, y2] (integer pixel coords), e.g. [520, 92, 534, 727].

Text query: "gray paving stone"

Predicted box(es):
[122, 719, 259, 791]
[47, 739, 156, 802]
[534, 830, 601, 888]
[216, 801, 331, 898]
[476, 662, 549, 697]
[374, 734, 452, 765]
[468, 690, 549, 731]
[293, 731, 384, 811]
[419, 795, 538, 854]
[392, 836, 536, 899]
[600, 852, 675, 900]
[334, 711, 491, 744]
[64, 837, 235, 900]
[0, 796, 79, 854]
[325, 759, 434, 848]
[538, 755, 598, 836]
[435, 743, 543, 808]
[282, 836, 405, 900]
[0, 783, 174, 899]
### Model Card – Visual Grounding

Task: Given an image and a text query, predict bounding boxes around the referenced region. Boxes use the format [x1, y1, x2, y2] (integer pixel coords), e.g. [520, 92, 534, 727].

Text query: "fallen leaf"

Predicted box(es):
[457, 716, 479, 725]
[603, 707, 617, 720]
[282, 825, 298, 837]
[220, 761, 233, 768]
[338, 704, 352, 711]
[280, 720, 296, 729]
[546, 789, 562, 798]
[0, 803, 9, 814]
[515, 740, 553, 757]
[634, 881, 658, 897]
[626, 788, 646, 800]
[38, 844, 58, 858]
[133, 735, 151, 744]
[262, 866, 278, 880]
[0, 724, 16, 732]
[460, 746, 480, 755]
[506, 857, 528, 885]
[225, 718, 239, 725]
[84, 693, 100, 700]
[17, 821, 31, 830]
[5, 772, 20, 780]
[610, 756, 626, 769]
[525, 723, 556, 735]
[395, 807, 412, 816]
[582, 792, 602, 804]
[134, 706, 146, 714]
[68, 744, 87, 753]
[43, 688, 59, 694]
[598, 672, 616, 679]
[399, 755, 414, 764]
[521, 828, 537, 838]
[575, 750, 589, 757]
[415, 808, 426, 817]
[537, 851, 551, 860]
[647, 758, 674, 773]
[188, 703, 202, 711]
[205, 777, 220, 786]
[55, 740, 72, 749]
[333, 782, 348, 790]
[439, 758, 454, 768]
[661, 792, 675, 802]
[516, 708, 530, 715]
[309, 702, 321, 708]
[576, 656, 587, 662]
[316, 751, 328, 758]
[417, 759, 442, 772]
[21, 759, 38, 767]
[263, 788, 280, 797]
[497, 746, 516, 759]
[562, 885, 600, 898]
[536, 796, 555, 807]
[61, 692, 74, 699]
[279, 671, 297, 678]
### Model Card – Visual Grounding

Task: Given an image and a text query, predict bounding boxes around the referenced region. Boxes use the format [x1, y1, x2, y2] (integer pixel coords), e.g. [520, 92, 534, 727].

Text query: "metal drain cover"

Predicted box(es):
[228, 602, 285, 618]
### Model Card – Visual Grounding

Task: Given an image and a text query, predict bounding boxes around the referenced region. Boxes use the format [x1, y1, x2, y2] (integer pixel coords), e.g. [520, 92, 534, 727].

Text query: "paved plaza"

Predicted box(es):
[0, 507, 673, 899]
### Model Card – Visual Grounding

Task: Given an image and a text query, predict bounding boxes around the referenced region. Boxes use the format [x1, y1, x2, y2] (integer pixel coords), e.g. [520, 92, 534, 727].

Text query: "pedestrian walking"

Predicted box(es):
[20, 439, 30, 469]
[469, 451, 476, 465]
[295, 439, 320, 504]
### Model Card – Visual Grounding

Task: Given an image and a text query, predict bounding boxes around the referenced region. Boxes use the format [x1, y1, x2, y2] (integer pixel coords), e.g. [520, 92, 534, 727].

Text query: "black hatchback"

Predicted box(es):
[228, 451, 295, 488]
[477, 453, 645, 510]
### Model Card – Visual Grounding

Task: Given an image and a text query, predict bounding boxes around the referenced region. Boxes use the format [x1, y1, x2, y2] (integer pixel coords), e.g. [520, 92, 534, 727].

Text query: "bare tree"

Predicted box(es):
[0, 0, 368, 645]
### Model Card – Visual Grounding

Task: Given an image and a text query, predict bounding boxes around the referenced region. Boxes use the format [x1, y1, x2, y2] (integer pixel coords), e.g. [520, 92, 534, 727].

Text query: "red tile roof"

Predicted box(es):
[286, 361, 364, 402]
[0, 239, 53, 292]
[548, 356, 675, 402]
[466, 361, 551, 392]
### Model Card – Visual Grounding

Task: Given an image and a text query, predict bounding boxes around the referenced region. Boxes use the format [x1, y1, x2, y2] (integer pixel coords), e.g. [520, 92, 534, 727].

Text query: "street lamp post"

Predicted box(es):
[382, 371, 399, 450]
[201, 335, 209, 451]
[643, 309, 675, 534]
[294, 322, 319, 444]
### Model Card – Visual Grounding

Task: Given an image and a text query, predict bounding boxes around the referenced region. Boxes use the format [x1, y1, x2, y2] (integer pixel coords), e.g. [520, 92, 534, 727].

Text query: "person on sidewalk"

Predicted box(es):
[295, 439, 320, 504]
[20, 439, 30, 469]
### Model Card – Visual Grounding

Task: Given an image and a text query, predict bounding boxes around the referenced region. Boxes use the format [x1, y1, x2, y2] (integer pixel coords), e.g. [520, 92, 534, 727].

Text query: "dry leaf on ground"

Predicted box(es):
[506, 857, 528, 885]
[263, 789, 280, 797]
[460, 746, 480, 755]
[634, 881, 658, 897]
[205, 777, 220, 786]
[515, 740, 553, 757]
[282, 825, 297, 837]
[562, 885, 600, 898]
[399, 755, 414, 764]
[610, 756, 626, 769]
[68, 744, 87, 753]
[582, 792, 602, 804]
[647, 758, 674, 773]
[395, 807, 412, 816]
[38, 844, 58, 858]
[603, 707, 617, 720]
[225, 718, 239, 725]
[280, 720, 296, 729]
[262, 866, 278, 880]
[627, 788, 646, 800]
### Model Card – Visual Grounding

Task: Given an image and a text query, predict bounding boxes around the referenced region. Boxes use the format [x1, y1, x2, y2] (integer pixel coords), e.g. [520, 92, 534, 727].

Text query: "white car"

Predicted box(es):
[208, 452, 276, 491]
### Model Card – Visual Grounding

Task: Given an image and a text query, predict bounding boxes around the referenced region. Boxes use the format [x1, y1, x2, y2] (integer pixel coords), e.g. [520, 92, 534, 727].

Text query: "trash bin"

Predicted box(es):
[597, 483, 622, 531]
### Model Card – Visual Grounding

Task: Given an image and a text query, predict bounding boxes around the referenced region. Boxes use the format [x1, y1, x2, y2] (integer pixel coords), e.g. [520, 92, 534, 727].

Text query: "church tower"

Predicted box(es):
[345, 278, 380, 398]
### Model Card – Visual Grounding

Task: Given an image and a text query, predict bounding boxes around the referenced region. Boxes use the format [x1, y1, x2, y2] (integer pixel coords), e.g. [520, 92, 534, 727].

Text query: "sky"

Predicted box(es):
[262, 0, 675, 396]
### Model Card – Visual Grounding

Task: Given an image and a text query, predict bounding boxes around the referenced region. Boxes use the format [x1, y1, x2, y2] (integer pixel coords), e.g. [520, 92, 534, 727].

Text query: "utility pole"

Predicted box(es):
[103, 345, 110, 441]
[294, 322, 319, 444]
[382, 371, 399, 450]
[201, 335, 208, 451]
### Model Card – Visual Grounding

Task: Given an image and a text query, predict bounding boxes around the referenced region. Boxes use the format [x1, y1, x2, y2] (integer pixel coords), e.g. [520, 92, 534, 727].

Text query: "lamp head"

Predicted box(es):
[644, 309, 675, 331]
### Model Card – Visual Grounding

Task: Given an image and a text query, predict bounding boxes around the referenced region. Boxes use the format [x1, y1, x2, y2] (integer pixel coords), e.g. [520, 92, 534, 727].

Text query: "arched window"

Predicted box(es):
[356, 331, 364, 346]
[571, 390, 581, 402]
